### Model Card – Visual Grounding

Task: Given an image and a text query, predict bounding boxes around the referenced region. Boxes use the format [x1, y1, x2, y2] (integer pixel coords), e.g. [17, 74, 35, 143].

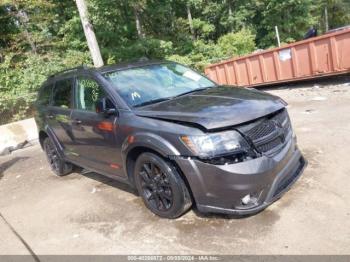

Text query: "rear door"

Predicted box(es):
[47, 77, 75, 156]
[70, 75, 124, 177]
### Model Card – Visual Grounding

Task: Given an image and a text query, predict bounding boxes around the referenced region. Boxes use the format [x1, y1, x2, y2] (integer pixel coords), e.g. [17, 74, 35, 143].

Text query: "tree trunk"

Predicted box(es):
[21, 20, 37, 54]
[75, 0, 104, 67]
[186, 3, 195, 40]
[171, 9, 175, 31]
[228, 0, 234, 32]
[12, 3, 37, 54]
[324, 6, 329, 32]
[134, 6, 145, 38]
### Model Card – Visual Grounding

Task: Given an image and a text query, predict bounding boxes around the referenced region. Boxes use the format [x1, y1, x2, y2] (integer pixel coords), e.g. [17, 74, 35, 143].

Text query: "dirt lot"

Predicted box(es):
[1, 77, 350, 256]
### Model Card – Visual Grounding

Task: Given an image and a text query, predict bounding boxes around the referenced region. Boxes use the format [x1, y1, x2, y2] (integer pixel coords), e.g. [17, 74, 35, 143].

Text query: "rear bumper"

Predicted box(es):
[175, 137, 306, 216]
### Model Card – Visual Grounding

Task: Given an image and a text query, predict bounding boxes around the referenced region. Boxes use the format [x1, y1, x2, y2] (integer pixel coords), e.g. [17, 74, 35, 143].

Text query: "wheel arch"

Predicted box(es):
[39, 126, 65, 158]
[123, 136, 195, 205]
[121, 132, 181, 179]
[39, 130, 48, 149]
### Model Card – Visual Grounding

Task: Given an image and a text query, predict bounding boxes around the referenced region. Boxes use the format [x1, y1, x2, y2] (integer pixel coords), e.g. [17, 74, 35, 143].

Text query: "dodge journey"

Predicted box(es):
[35, 61, 306, 218]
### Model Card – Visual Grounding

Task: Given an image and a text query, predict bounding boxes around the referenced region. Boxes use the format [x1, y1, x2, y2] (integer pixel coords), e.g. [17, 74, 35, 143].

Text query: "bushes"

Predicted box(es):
[0, 29, 256, 125]
[0, 50, 90, 124]
[102, 29, 257, 72]
[217, 29, 256, 57]
[166, 29, 256, 71]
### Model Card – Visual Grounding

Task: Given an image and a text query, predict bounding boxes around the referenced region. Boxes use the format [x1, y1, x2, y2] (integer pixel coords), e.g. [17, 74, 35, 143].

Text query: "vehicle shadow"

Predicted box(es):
[75, 167, 138, 196]
[73, 166, 263, 219]
[0, 157, 29, 180]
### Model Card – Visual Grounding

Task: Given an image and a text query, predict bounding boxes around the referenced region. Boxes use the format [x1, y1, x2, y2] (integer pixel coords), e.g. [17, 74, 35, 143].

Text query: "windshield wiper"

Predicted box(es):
[133, 97, 172, 108]
[173, 86, 215, 98]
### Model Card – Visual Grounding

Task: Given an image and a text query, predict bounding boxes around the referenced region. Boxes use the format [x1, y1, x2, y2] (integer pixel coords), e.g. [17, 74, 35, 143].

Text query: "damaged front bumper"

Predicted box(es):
[175, 136, 306, 216]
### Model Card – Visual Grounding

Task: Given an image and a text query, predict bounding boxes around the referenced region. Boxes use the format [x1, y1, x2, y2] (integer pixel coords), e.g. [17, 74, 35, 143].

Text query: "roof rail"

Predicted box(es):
[49, 65, 89, 78]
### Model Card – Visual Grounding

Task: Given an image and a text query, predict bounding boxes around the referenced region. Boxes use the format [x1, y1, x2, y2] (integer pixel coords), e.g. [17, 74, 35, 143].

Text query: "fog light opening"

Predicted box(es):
[241, 194, 258, 206]
[241, 194, 251, 205]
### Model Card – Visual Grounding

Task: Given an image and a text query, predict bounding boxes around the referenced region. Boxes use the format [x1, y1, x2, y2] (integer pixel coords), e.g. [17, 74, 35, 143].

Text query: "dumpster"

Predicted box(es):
[205, 27, 350, 87]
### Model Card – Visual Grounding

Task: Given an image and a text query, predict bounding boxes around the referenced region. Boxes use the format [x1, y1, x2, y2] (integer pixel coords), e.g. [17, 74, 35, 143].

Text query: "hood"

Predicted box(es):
[134, 86, 285, 130]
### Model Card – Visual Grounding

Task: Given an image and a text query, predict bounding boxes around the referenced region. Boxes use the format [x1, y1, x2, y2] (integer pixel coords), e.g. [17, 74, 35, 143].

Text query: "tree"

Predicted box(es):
[314, 0, 350, 33]
[254, 0, 315, 48]
[218, 29, 256, 57]
[1, 0, 350, 124]
[12, 2, 37, 54]
[75, 0, 103, 67]
[227, 0, 234, 32]
[129, 0, 147, 38]
[186, 2, 195, 40]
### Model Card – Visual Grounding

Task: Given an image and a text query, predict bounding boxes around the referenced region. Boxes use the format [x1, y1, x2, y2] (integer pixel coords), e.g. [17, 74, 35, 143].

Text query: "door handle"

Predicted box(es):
[73, 119, 82, 125]
[48, 114, 54, 119]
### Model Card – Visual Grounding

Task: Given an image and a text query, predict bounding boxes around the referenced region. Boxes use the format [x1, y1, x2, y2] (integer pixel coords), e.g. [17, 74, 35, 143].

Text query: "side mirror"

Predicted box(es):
[95, 98, 118, 117]
[104, 108, 118, 116]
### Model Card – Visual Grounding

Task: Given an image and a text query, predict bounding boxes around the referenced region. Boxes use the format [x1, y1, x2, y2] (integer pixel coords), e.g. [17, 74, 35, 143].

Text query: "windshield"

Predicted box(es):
[103, 63, 216, 107]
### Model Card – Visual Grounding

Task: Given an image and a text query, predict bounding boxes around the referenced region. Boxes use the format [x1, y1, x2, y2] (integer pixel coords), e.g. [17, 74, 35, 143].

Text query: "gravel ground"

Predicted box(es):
[1, 77, 350, 256]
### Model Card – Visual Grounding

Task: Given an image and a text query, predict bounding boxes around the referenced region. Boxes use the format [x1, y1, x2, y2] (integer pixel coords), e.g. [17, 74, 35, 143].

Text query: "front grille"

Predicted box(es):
[238, 109, 292, 155]
[245, 119, 276, 140]
[257, 136, 282, 153]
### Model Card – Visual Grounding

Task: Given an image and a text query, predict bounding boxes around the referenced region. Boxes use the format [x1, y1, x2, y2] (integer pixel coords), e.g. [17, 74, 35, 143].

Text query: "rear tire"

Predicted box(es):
[43, 137, 72, 176]
[134, 152, 192, 218]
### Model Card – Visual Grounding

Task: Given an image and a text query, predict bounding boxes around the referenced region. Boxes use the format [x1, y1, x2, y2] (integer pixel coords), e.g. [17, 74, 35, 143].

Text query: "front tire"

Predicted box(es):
[134, 152, 192, 218]
[43, 137, 72, 176]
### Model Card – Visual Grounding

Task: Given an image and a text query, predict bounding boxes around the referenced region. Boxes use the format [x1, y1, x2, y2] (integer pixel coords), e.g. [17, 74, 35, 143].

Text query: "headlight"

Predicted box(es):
[180, 131, 250, 158]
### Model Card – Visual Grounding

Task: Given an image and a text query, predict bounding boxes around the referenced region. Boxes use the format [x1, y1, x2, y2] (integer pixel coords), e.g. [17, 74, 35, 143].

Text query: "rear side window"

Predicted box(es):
[53, 79, 72, 108]
[37, 84, 52, 106]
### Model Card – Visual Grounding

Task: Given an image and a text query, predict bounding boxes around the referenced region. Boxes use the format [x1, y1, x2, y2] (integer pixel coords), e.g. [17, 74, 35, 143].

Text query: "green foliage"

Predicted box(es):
[119, 38, 174, 61]
[0, 51, 90, 124]
[192, 18, 215, 39]
[166, 54, 192, 66]
[313, 0, 350, 33]
[254, 0, 315, 48]
[185, 40, 224, 71]
[1, 0, 350, 124]
[218, 29, 256, 57]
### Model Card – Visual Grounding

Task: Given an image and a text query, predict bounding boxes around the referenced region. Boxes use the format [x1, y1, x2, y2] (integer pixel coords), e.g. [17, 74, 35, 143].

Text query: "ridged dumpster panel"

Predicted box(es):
[205, 28, 350, 87]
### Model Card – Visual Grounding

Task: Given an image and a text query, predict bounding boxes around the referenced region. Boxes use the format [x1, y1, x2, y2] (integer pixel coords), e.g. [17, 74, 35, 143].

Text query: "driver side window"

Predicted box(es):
[75, 77, 106, 112]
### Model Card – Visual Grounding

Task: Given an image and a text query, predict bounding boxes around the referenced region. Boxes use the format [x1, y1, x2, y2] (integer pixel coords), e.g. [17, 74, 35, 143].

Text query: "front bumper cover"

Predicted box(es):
[175, 137, 306, 215]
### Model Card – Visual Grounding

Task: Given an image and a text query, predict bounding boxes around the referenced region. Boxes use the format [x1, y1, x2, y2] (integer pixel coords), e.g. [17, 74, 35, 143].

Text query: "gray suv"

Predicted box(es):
[35, 60, 306, 218]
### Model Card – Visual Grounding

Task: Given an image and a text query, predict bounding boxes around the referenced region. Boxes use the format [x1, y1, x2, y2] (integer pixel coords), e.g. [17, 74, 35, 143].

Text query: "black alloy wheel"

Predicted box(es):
[134, 152, 192, 218]
[43, 137, 72, 176]
[139, 161, 173, 211]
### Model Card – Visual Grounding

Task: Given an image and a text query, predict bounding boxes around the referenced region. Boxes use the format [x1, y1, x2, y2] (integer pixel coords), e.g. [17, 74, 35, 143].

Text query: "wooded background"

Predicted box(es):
[1, 0, 350, 124]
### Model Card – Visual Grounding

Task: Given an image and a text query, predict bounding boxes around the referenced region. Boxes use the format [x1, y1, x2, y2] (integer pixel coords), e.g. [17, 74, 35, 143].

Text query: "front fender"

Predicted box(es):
[122, 132, 180, 160]
[121, 132, 180, 185]
[121, 132, 181, 181]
